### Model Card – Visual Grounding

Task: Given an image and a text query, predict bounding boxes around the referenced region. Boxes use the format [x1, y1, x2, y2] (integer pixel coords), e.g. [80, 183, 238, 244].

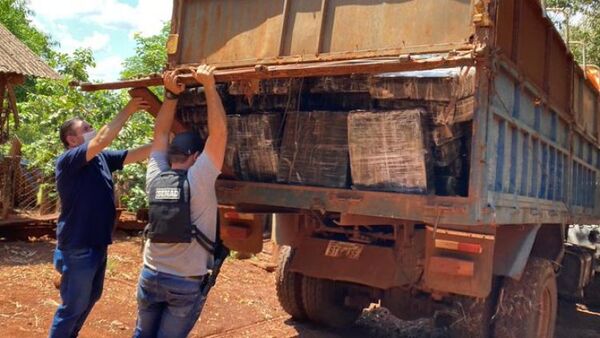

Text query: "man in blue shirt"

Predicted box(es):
[50, 97, 152, 338]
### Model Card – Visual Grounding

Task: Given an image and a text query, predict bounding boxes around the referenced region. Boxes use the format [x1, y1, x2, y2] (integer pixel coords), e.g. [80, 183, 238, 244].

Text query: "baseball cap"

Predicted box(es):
[169, 131, 205, 155]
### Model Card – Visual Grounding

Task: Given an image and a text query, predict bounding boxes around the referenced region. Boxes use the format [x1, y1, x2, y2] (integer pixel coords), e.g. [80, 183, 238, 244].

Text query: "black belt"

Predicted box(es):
[144, 265, 207, 281]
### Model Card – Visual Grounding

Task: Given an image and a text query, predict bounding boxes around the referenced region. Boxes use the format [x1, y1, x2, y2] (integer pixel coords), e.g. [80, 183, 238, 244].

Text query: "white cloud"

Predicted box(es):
[61, 31, 111, 53]
[34, 20, 110, 54]
[89, 55, 124, 82]
[28, 1, 103, 21]
[28, 1, 172, 82]
[29, 0, 172, 37]
[80, 32, 111, 51]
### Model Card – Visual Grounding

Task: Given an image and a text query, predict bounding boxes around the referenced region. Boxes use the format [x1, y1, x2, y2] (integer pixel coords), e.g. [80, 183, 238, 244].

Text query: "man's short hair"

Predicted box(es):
[59, 117, 83, 149]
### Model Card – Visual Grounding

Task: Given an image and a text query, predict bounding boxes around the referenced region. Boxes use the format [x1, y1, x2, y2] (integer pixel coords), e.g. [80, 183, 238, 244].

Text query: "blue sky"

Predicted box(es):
[28, 0, 173, 82]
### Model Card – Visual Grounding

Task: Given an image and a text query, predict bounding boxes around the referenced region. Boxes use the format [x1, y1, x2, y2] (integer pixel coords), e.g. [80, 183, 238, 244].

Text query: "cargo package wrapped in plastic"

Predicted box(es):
[277, 111, 349, 188]
[376, 96, 475, 126]
[369, 67, 476, 102]
[233, 113, 282, 182]
[309, 75, 370, 93]
[228, 78, 301, 96]
[348, 109, 433, 194]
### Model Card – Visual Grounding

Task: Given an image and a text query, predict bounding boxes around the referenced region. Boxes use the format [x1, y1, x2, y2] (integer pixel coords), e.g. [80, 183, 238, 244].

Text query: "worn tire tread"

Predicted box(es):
[275, 246, 306, 320]
[302, 276, 361, 328]
[493, 258, 557, 338]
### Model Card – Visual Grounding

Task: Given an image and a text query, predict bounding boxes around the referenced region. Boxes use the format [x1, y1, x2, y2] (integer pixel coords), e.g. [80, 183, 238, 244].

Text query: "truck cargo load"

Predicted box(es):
[79, 1, 600, 337]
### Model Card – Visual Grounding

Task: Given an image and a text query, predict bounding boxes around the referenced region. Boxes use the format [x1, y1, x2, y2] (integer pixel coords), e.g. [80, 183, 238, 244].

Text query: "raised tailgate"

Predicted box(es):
[168, 0, 476, 69]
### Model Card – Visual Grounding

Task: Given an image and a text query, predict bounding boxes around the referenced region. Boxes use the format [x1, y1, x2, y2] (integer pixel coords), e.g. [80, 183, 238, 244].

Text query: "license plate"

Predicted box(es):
[324, 241, 364, 260]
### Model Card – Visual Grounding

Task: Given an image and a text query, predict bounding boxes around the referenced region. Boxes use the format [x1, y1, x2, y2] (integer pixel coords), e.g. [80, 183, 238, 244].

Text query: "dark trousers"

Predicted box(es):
[133, 266, 207, 338]
[49, 246, 107, 338]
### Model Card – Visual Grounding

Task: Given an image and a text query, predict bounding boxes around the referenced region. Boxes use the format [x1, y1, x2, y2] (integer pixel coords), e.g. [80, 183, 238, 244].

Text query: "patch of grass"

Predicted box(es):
[106, 258, 119, 276]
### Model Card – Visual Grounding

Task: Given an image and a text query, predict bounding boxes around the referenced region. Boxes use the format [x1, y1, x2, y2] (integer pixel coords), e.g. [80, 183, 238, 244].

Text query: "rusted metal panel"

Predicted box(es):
[583, 82, 598, 139]
[290, 235, 424, 289]
[574, 70, 584, 125]
[496, 0, 515, 57]
[516, 0, 546, 88]
[548, 32, 571, 114]
[170, 0, 476, 69]
[80, 53, 474, 91]
[176, 0, 285, 67]
[216, 180, 477, 226]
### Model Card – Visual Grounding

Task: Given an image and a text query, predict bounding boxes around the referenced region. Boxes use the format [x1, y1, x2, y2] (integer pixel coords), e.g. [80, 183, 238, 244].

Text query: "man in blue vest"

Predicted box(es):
[133, 65, 227, 337]
[50, 96, 152, 337]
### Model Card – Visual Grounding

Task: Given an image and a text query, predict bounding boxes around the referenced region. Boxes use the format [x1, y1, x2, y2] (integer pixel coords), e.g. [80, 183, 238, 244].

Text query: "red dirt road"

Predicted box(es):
[0, 232, 598, 337]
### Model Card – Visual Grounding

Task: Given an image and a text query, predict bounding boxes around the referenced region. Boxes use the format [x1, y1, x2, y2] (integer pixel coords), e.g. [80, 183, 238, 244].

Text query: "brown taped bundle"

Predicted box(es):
[309, 75, 370, 93]
[348, 109, 433, 194]
[233, 113, 282, 182]
[369, 68, 476, 102]
[277, 111, 350, 188]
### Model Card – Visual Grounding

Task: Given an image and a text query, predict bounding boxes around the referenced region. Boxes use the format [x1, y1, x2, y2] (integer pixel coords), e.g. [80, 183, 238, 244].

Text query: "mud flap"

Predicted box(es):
[218, 208, 265, 254]
[424, 227, 496, 298]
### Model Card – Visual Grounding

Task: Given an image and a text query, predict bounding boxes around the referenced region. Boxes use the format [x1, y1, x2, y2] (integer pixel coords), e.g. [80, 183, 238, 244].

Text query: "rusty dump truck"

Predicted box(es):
[82, 0, 600, 337]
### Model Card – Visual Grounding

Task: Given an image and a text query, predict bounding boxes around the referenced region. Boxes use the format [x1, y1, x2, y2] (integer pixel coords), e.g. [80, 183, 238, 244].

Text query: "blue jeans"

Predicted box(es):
[49, 246, 108, 338]
[133, 266, 207, 338]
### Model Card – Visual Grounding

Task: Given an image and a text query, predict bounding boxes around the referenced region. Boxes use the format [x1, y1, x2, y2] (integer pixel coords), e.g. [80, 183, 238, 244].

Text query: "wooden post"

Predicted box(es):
[6, 83, 20, 129]
[1, 155, 16, 219]
[0, 77, 7, 144]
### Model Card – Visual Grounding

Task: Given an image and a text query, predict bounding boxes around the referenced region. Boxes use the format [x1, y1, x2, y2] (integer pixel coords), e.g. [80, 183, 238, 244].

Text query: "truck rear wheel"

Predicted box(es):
[302, 276, 362, 328]
[493, 258, 557, 338]
[275, 246, 307, 320]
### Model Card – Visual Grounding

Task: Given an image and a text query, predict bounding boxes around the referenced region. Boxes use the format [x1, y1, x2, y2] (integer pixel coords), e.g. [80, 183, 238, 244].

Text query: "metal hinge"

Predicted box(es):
[166, 34, 179, 55]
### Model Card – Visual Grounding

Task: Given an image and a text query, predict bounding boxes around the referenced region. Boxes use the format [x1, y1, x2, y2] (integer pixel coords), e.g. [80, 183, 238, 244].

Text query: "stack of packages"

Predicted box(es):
[348, 109, 432, 194]
[177, 87, 208, 138]
[277, 111, 350, 188]
[230, 113, 282, 182]
[177, 87, 238, 176]
[229, 78, 301, 113]
[306, 75, 372, 111]
[177, 88, 283, 181]
[369, 68, 476, 195]
[227, 80, 289, 181]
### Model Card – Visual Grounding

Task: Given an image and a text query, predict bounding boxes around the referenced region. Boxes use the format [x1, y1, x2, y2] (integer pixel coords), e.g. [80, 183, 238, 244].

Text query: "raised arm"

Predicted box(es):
[86, 98, 149, 162]
[123, 144, 152, 165]
[152, 71, 186, 153]
[191, 65, 227, 170]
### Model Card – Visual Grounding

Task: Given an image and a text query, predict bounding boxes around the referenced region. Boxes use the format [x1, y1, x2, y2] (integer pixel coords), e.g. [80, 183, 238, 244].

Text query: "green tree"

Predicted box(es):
[0, 0, 57, 100]
[121, 23, 169, 80]
[17, 49, 130, 174]
[16, 48, 154, 211]
[115, 22, 172, 211]
[546, 0, 600, 67]
[0, 0, 53, 58]
[0, 1, 169, 212]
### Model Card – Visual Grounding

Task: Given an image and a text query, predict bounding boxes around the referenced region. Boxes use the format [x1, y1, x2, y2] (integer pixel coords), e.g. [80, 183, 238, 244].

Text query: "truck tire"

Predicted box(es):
[493, 258, 557, 338]
[275, 246, 306, 320]
[302, 276, 362, 328]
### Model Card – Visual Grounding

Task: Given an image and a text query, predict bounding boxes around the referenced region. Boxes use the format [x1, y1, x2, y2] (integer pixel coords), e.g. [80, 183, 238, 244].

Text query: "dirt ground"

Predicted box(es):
[0, 231, 599, 338]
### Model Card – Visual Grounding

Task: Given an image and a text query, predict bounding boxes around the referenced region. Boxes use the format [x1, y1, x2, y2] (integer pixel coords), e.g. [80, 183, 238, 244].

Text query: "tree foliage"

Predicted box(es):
[546, 0, 600, 67]
[1, 2, 169, 211]
[0, 0, 53, 58]
[121, 23, 169, 80]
